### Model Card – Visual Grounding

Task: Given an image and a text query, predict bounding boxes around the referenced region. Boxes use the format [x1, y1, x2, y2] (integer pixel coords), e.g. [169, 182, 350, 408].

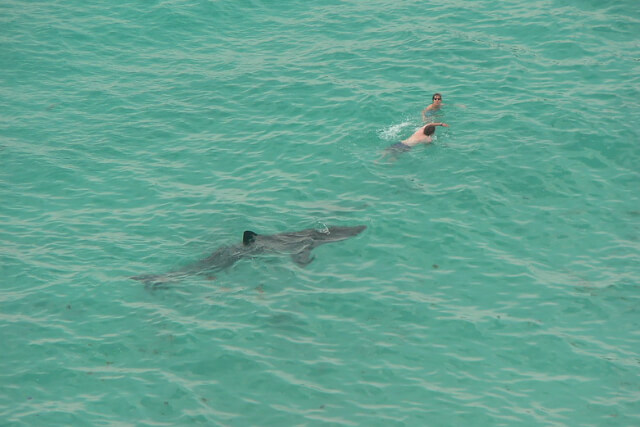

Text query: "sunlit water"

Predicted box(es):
[1, 1, 639, 425]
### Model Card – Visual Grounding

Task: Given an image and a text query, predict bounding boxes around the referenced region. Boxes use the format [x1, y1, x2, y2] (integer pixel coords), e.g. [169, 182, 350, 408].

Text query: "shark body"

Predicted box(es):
[132, 225, 366, 286]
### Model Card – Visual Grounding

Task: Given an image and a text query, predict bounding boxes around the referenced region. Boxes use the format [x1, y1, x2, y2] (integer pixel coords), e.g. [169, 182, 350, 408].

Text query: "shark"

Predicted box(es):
[131, 225, 366, 287]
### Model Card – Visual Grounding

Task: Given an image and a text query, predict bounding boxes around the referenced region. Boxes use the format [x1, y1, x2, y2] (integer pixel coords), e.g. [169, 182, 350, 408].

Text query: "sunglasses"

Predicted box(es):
[433, 97, 442, 100]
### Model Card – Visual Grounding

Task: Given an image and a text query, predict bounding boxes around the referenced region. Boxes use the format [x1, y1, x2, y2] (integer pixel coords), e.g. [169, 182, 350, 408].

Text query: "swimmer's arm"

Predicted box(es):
[421, 106, 431, 121]
[425, 122, 449, 127]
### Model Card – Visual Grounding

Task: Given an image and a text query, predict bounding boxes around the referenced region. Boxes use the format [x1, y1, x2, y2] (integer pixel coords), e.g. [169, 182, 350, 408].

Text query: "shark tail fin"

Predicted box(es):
[243, 231, 258, 245]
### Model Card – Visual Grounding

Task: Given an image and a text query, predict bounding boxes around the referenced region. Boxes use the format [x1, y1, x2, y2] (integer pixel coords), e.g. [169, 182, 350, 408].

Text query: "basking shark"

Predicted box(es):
[132, 225, 366, 286]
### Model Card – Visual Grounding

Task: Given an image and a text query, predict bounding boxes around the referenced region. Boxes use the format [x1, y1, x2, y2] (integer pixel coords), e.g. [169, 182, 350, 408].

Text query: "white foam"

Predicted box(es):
[377, 120, 413, 141]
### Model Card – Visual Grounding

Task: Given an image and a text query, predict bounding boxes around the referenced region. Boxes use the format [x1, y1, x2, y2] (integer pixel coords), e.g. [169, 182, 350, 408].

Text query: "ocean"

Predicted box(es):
[1, 0, 639, 425]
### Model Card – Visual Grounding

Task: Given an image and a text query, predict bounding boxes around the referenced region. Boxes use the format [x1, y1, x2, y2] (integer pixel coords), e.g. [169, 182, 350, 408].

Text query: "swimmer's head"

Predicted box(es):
[432, 93, 442, 102]
[424, 125, 436, 136]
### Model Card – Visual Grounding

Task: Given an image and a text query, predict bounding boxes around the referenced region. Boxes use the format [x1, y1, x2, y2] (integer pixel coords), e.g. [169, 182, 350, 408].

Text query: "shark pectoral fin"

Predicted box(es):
[291, 250, 315, 267]
[131, 273, 182, 290]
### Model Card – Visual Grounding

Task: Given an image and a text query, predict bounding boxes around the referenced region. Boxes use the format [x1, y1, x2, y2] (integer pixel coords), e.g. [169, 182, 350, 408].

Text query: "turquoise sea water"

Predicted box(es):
[2, 0, 639, 425]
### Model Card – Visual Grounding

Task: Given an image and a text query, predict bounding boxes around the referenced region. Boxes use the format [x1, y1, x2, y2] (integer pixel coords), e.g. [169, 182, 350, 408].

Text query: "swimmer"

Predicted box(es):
[378, 122, 449, 161]
[422, 93, 443, 121]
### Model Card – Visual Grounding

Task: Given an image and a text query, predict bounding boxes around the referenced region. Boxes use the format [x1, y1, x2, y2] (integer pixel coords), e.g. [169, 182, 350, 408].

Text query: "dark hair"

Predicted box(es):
[424, 125, 436, 136]
[432, 93, 442, 101]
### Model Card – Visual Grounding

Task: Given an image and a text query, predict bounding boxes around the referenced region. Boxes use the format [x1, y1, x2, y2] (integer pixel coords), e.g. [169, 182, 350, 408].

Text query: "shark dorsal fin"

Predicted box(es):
[243, 231, 258, 245]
